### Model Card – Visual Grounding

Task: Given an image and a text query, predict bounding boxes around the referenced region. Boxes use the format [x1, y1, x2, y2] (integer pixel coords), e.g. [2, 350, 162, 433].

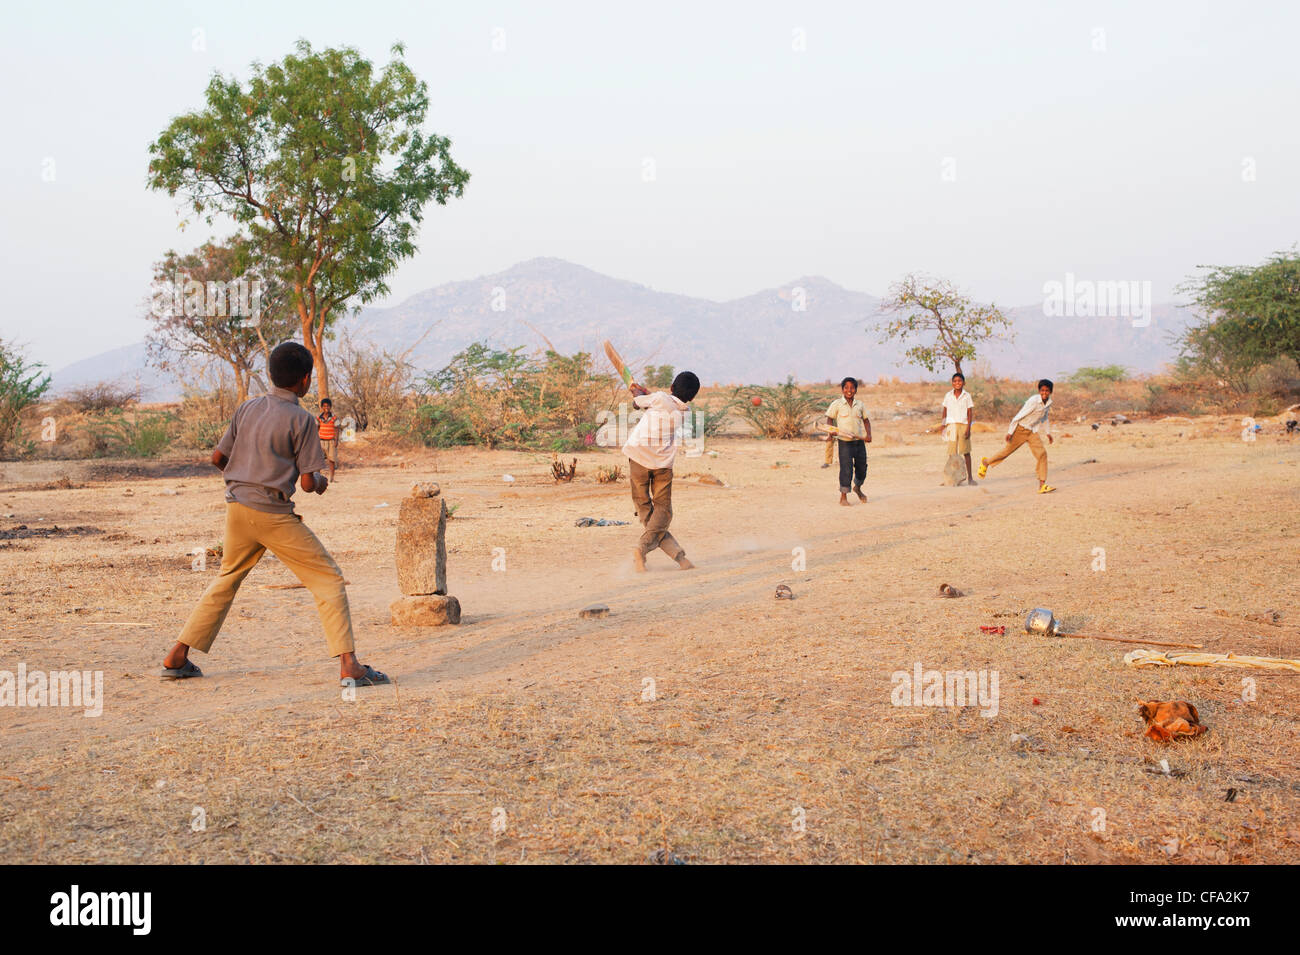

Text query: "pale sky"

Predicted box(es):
[2, 0, 1297, 370]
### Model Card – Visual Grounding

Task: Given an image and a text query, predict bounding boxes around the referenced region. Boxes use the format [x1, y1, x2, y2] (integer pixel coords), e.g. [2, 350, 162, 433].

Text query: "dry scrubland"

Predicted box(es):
[1, 393, 1299, 864]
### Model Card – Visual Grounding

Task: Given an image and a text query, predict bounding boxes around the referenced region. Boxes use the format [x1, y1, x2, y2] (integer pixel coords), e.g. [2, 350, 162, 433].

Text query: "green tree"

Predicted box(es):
[643, 364, 675, 388]
[0, 340, 52, 458]
[1177, 250, 1300, 391]
[876, 274, 1013, 376]
[147, 40, 469, 400]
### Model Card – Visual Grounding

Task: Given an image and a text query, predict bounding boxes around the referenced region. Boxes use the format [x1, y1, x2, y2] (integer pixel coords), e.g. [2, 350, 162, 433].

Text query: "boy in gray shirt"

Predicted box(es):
[160, 342, 389, 687]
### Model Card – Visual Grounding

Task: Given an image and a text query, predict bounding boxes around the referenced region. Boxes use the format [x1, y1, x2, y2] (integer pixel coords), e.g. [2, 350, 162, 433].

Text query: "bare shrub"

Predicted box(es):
[333, 332, 417, 432]
[62, 379, 140, 414]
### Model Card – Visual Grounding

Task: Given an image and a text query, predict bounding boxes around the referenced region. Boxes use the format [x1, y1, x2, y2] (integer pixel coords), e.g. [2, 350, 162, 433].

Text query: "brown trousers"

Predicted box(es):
[178, 502, 356, 658]
[628, 460, 684, 560]
[985, 425, 1048, 481]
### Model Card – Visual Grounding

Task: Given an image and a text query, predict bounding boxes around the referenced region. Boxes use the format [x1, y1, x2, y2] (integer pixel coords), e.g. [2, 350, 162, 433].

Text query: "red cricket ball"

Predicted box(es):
[751, 396, 762, 406]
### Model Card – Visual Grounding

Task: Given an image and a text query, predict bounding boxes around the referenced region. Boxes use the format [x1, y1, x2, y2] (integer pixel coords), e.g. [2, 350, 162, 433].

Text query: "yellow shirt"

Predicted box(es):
[826, 396, 868, 440]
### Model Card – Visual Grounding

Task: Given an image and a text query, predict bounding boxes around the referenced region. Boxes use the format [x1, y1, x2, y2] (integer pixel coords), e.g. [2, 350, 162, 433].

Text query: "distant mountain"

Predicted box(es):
[54, 258, 1199, 397]
[49, 342, 177, 401]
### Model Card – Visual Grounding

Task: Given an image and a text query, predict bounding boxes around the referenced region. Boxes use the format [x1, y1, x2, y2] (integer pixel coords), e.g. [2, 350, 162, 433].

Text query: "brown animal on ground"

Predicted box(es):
[1138, 700, 1207, 742]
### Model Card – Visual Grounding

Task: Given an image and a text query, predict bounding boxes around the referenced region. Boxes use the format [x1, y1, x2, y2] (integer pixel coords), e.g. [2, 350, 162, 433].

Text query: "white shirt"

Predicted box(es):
[622, 391, 689, 470]
[942, 389, 974, 425]
[826, 396, 869, 440]
[1009, 394, 1052, 435]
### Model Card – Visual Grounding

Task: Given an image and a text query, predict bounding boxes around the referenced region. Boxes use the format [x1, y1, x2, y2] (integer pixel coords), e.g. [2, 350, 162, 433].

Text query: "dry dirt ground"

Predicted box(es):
[1, 415, 1298, 864]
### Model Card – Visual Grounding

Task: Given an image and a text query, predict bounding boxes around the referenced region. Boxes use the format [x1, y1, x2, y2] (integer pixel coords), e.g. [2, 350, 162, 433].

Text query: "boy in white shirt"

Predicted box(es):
[825, 377, 872, 505]
[978, 379, 1056, 493]
[938, 372, 975, 485]
[622, 371, 701, 571]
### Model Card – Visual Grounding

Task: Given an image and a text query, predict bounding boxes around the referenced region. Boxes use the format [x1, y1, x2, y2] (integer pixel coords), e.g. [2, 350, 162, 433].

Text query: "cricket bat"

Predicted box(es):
[603, 339, 636, 390]
[815, 422, 860, 440]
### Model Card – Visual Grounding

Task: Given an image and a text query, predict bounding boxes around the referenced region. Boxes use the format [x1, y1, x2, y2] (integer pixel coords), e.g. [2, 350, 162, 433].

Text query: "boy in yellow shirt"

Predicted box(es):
[825, 377, 872, 505]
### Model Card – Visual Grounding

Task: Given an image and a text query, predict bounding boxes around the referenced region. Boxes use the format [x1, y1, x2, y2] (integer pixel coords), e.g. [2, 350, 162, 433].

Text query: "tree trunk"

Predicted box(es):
[296, 296, 330, 404]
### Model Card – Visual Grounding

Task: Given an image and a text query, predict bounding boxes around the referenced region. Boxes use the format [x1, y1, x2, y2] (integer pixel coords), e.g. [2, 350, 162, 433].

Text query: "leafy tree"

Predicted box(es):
[0, 340, 52, 458]
[145, 235, 296, 402]
[147, 40, 469, 400]
[643, 364, 675, 388]
[1177, 250, 1300, 391]
[876, 274, 1013, 376]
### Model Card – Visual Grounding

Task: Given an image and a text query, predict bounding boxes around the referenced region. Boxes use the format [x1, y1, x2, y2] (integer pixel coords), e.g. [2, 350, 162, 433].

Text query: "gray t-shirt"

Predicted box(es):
[215, 387, 327, 514]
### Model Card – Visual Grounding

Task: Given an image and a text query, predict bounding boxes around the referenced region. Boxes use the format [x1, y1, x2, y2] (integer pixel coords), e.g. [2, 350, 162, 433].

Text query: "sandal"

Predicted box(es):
[342, 664, 390, 688]
[1038, 484, 1056, 494]
[161, 660, 203, 680]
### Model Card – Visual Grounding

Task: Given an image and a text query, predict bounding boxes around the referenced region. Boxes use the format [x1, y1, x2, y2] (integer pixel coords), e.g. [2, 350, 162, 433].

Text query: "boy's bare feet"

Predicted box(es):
[854, 488, 868, 502]
[162, 642, 189, 670]
[839, 494, 850, 506]
[632, 549, 646, 572]
[676, 555, 695, 570]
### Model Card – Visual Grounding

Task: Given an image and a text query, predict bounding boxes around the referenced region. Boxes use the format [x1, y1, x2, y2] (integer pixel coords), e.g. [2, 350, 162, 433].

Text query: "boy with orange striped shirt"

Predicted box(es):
[317, 398, 338, 483]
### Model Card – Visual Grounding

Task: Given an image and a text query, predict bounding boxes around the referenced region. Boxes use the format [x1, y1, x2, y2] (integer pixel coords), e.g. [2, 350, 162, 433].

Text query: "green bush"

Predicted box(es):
[0, 340, 51, 459]
[412, 343, 608, 450]
[99, 410, 177, 457]
[734, 378, 823, 439]
[1070, 364, 1129, 384]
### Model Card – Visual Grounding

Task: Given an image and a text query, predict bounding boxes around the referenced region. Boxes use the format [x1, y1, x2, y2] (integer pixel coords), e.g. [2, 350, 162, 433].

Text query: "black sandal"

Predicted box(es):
[341, 664, 390, 687]
[161, 660, 203, 680]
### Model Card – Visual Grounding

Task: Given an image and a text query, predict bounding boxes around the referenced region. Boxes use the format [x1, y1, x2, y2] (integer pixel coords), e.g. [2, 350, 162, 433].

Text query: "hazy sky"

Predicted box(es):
[2, 0, 1297, 370]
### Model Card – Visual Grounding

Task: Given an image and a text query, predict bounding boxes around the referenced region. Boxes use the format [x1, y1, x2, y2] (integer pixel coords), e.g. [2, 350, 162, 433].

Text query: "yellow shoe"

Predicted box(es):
[977, 458, 988, 479]
[1038, 484, 1056, 494]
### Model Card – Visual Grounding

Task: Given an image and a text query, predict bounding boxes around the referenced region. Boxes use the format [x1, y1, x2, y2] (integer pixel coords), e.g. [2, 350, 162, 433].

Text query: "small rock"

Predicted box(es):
[502, 474, 515, 483]
[390, 594, 461, 626]
[774, 584, 793, 600]
[579, 603, 611, 619]
[938, 583, 964, 598]
[410, 482, 440, 498]
[697, 475, 724, 486]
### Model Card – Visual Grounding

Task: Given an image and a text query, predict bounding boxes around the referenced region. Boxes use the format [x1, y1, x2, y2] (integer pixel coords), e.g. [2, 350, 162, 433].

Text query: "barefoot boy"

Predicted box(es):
[623, 371, 700, 571]
[317, 397, 338, 483]
[978, 378, 1056, 493]
[826, 377, 872, 505]
[160, 342, 389, 687]
[938, 372, 975, 485]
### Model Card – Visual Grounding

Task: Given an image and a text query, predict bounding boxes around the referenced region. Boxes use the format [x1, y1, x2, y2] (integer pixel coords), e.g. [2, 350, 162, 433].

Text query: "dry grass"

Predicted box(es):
[1, 412, 1298, 864]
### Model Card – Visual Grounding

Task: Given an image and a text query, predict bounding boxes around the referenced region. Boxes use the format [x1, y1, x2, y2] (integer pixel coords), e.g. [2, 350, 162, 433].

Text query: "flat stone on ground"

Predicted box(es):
[390, 594, 461, 626]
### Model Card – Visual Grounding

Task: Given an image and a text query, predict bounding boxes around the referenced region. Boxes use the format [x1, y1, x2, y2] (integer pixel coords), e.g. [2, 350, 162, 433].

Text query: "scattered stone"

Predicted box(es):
[410, 481, 440, 498]
[502, 474, 515, 483]
[575, 517, 629, 527]
[390, 594, 461, 627]
[397, 495, 447, 596]
[697, 475, 725, 486]
[374, 502, 389, 509]
[938, 583, 964, 598]
[578, 603, 610, 619]
[774, 584, 794, 600]
[646, 848, 687, 865]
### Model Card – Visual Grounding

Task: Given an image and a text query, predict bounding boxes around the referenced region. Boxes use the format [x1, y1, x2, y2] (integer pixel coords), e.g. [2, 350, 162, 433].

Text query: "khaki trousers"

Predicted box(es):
[179, 502, 356, 657]
[628, 460, 684, 560]
[985, 425, 1048, 482]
